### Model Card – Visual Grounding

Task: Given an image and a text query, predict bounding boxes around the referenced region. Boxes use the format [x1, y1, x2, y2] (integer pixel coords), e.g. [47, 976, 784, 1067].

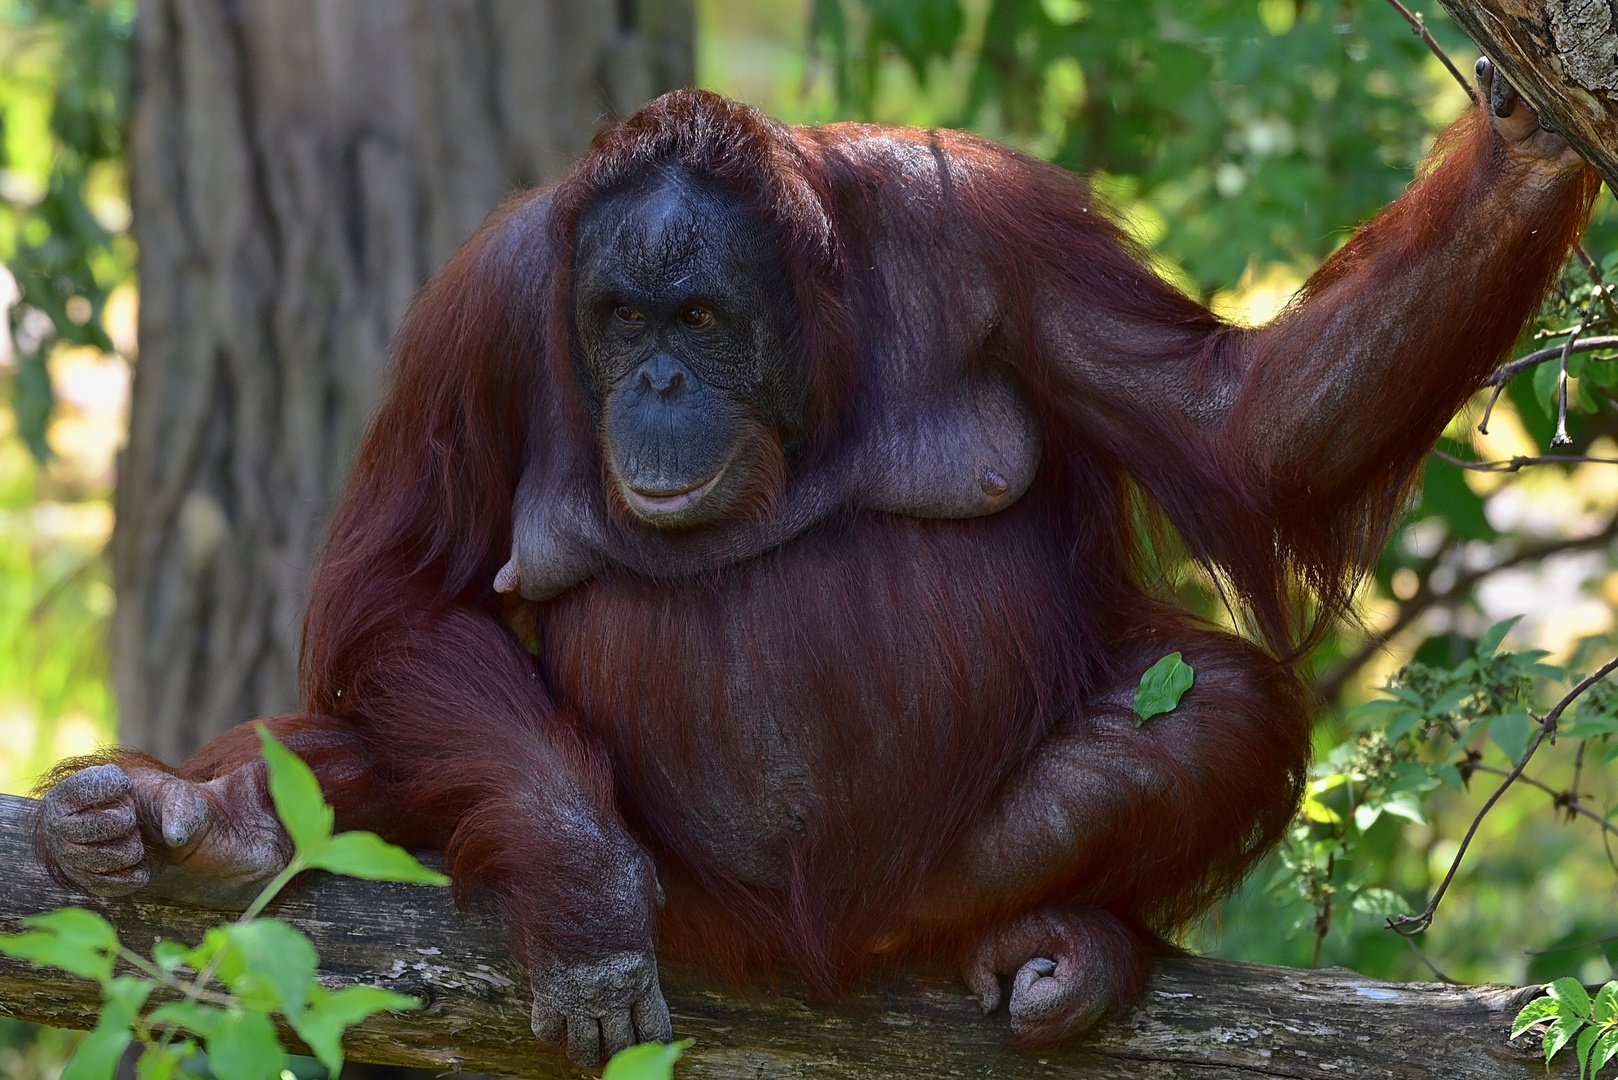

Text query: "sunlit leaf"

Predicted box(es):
[63, 976, 151, 1080]
[307, 831, 449, 885]
[220, 919, 318, 1016]
[1512, 995, 1561, 1037]
[205, 1008, 286, 1080]
[146, 1001, 224, 1041]
[1579, 1022, 1602, 1080]
[604, 1039, 694, 1080]
[1547, 1015, 1586, 1069]
[1553, 978, 1594, 1019]
[0, 907, 121, 984]
[133, 1041, 197, 1080]
[1592, 1028, 1618, 1075]
[258, 724, 334, 856]
[292, 983, 420, 1075]
[1594, 982, 1618, 1025]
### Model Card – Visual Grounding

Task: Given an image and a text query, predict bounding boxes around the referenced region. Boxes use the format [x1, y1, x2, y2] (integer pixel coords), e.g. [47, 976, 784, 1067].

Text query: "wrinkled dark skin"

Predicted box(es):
[573, 171, 802, 528]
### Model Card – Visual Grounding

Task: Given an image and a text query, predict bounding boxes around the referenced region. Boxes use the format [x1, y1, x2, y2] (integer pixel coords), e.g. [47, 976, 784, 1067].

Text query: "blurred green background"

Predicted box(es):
[5, 0, 1618, 1073]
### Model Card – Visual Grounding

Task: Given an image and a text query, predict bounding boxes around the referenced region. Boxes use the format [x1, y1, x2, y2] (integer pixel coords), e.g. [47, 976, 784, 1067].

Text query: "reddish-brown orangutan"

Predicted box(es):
[37, 62, 1595, 1066]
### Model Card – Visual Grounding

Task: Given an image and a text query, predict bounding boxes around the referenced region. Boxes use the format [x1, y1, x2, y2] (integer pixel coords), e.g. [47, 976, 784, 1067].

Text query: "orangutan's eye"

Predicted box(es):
[678, 305, 716, 332]
[614, 305, 646, 327]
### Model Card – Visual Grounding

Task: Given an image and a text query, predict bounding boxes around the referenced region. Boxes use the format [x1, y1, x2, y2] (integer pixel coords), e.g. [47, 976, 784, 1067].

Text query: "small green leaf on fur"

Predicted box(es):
[1134, 652, 1195, 724]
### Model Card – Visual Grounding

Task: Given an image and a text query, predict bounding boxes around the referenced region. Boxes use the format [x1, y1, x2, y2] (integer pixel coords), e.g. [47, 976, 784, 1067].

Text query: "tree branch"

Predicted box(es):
[0, 794, 1562, 1078]
[1312, 512, 1618, 705]
[1389, 655, 1618, 936]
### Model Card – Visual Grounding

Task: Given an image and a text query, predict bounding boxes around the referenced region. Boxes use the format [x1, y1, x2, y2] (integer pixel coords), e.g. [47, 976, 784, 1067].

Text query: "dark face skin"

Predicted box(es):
[572, 170, 801, 529]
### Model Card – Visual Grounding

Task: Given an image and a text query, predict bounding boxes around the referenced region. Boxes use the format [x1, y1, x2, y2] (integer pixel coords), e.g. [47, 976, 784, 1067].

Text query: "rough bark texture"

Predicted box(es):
[1439, 0, 1618, 191]
[0, 794, 1576, 1079]
[116, 0, 693, 760]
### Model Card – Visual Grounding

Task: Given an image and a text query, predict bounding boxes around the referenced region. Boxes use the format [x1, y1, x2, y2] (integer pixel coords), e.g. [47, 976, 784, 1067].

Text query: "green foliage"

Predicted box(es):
[604, 1039, 693, 1080]
[1133, 651, 1195, 723]
[1273, 620, 1587, 957]
[1515, 978, 1618, 1078]
[805, 0, 1470, 288]
[0, 0, 135, 459]
[0, 729, 445, 1078]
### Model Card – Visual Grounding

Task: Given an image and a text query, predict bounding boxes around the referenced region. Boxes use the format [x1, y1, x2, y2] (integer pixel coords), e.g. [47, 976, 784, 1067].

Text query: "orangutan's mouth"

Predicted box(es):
[621, 464, 727, 518]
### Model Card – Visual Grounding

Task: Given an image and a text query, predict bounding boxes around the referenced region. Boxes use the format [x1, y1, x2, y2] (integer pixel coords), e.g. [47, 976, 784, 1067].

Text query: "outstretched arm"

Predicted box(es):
[1018, 66, 1597, 635]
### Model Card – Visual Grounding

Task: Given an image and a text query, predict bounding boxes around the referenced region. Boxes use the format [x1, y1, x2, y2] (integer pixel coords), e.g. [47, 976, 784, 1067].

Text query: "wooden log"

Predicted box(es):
[0, 793, 1565, 1078]
[1437, 0, 1618, 192]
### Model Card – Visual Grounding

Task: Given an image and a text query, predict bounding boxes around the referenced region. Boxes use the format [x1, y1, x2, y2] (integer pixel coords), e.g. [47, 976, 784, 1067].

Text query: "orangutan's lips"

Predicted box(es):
[622, 465, 727, 516]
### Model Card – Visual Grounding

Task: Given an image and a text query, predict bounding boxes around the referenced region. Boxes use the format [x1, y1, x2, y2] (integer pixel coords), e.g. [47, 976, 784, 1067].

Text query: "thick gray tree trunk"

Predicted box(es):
[116, 0, 693, 760]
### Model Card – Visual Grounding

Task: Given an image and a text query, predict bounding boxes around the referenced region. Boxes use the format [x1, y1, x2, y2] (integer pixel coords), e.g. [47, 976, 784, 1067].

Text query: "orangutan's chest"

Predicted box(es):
[534, 511, 1073, 886]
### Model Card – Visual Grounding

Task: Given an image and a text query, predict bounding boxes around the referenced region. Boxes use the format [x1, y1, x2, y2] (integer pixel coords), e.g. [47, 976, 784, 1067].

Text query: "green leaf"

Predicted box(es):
[1133, 652, 1195, 724]
[1490, 711, 1533, 766]
[292, 984, 421, 1075]
[257, 724, 334, 856]
[1432, 761, 1464, 791]
[1380, 790, 1427, 825]
[1350, 887, 1406, 916]
[63, 976, 153, 1080]
[1554, 977, 1595, 1019]
[206, 1008, 286, 1080]
[1514, 995, 1563, 1037]
[307, 831, 450, 885]
[1564, 715, 1618, 739]
[604, 1039, 694, 1080]
[1477, 616, 1524, 659]
[1423, 455, 1495, 541]
[1594, 983, 1618, 1025]
[151, 939, 189, 973]
[182, 927, 228, 974]
[1548, 1015, 1586, 1069]
[1592, 1027, 1618, 1075]
[1579, 1022, 1602, 1080]
[146, 1001, 224, 1041]
[62, 1025, 132, 1080]
[0, 908, 121, 984]
[220, 919, 318, 1016]
[134, 1042, 197, 1080]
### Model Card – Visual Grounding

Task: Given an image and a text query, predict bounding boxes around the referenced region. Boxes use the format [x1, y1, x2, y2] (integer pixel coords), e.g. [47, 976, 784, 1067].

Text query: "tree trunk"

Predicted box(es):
[114, 0, 692, 760]
[1438, 0, 1618, 192]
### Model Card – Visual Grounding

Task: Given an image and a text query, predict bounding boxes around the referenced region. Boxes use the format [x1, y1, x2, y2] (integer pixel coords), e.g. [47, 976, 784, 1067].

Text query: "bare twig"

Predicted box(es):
[1527, 931, 1618, 957]
[1400, 933, 1459, 983]
[1576, 244, 1618, 326]
[1432, 449, 1618, 472]
[1477, 336, 1618, 434]
[1466, 762, 1618, 839]
[1313, 515, 1618, 704]
[1382, 0, 1479, 103]
[1388, 656, 1618, 936]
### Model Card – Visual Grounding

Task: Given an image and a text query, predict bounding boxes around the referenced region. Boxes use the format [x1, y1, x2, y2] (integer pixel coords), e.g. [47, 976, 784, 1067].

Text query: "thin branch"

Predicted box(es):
[1477, 335, 1618, 434]
[1313, 514, 1618, 704]
[1381, 0, 1480, 103]
[1484, 335, 1618, 387]
[1432, 449, 1618, 472]
[1466, 762, 1618, 839]
[1526, 932, 1618, 957]
[1552, 289, 1600, 445]
[1575, 244, 1618, 326]
[1388, 656, 1618, 936]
